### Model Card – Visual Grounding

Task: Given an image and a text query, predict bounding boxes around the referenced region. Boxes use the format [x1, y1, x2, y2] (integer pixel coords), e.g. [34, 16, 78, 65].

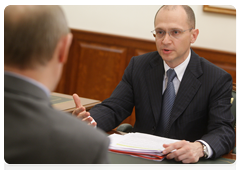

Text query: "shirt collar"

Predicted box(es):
[163, 49, 191, 81]
[4, 71, 50, 96]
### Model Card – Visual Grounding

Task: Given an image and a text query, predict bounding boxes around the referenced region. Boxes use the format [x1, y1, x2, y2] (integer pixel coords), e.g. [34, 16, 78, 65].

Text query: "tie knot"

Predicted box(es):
[167, 69, 176, 82]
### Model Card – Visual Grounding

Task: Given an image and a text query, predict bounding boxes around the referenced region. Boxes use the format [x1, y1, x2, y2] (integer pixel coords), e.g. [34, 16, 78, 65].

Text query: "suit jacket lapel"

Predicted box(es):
[168, 49, 203, 130]
[146, 54, 164, 124]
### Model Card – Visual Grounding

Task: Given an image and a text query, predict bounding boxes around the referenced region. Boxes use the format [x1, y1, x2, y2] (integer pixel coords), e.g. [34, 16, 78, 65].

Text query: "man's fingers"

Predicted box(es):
[82, 116, 97, 127]
[73, 93, 82, 108]
[164, 141, 201, 163]
[82, 115, 94, 124]
[162, 143, 177, 155]
[166, 146, 186, 160]
[162, 140, 187, 155]
[77, 111, 90, 119]
[82, 115, 91, 122]
[163, 144, 170, 148]
[72, 107, 86, 116]
[91, 121, 97, 127]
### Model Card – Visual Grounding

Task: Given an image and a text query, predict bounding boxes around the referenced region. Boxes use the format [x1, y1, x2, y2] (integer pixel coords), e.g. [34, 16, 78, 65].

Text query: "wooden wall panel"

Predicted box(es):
[55, 38, 81, 95]
[76, 42, 127, 101]
[55, 29, 236, 127]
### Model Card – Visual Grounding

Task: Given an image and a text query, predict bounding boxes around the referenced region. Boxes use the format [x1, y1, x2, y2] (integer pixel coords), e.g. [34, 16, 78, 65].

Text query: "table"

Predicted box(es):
[108, 129, 238, 170]
[109, 152, 238, 170]
[107, 128, 238, 160]
[50, 92, 101, 112]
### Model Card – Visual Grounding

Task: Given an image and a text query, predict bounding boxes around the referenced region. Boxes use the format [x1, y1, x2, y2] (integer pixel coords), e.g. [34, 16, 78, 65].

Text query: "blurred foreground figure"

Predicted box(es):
[4, 5, 109, 164]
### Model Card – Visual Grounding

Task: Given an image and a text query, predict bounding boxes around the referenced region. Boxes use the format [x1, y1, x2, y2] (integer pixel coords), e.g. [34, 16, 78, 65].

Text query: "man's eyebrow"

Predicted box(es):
[155, 27, 183, 30]
[154, 27, 164, 30]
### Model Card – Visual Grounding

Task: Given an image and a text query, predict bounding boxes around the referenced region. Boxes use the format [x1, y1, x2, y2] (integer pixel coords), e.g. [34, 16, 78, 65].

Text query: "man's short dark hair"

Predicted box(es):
[154, 5, 196, 29]
[4, 5, 70, 69]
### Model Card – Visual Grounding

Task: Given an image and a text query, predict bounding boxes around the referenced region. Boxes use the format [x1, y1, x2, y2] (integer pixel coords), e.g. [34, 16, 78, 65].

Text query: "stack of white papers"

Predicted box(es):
[109, 132, 180, 161]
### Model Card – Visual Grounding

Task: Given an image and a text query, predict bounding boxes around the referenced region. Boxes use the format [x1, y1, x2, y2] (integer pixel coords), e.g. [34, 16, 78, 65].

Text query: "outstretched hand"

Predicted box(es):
[72, 93, 97, 126]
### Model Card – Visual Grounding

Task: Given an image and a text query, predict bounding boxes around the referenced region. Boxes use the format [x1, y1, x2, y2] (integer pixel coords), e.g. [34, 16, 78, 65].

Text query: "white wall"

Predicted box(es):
[61, 5, 236, 53]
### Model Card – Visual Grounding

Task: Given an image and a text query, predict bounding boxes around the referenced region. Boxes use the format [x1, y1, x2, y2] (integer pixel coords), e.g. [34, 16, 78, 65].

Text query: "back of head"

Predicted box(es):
[4, 5, 70, 69]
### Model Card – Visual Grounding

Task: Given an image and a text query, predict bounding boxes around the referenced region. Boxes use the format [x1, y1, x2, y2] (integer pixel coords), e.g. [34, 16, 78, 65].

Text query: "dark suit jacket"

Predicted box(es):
[4, 74, 109, 164]
[90, 49, 235, 159]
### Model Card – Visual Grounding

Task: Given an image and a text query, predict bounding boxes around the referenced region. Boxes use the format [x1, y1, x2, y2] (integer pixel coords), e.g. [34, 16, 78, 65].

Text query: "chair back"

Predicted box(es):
[231, 84, 238, 128]
[231, 83, 238, 148]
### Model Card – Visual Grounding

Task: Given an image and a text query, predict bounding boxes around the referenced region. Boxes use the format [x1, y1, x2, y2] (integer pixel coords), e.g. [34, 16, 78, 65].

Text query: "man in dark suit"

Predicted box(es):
[4, 5, 109, 163]
[73, 5, 235, 163]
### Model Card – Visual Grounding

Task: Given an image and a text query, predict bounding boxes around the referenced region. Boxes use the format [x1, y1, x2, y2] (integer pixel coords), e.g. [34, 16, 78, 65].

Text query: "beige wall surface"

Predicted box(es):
[61, 5, 236, 53]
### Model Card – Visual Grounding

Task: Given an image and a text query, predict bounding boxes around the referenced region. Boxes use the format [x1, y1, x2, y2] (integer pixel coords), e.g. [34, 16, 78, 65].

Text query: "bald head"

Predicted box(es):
[154, 5, 196, 29]
[4, 5, 70, 69]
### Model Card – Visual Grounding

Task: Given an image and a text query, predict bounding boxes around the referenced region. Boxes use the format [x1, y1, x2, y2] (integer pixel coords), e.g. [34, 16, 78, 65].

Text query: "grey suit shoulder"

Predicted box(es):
[4, 74, 110, 164]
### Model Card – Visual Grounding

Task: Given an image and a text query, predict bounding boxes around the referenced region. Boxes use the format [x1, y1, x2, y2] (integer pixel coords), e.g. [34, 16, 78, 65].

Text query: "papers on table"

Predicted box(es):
[109, 132, 180, 161]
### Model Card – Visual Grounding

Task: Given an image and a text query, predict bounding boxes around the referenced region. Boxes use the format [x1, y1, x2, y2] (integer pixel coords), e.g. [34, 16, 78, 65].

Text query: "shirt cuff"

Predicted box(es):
[91, 118, 97, 128]
[197, 140, 213, 159]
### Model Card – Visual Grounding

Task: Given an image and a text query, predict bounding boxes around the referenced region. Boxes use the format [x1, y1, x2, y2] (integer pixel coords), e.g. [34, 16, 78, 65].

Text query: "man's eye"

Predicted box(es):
[172, 30, 181, 35]
[157, 30, 164, 34]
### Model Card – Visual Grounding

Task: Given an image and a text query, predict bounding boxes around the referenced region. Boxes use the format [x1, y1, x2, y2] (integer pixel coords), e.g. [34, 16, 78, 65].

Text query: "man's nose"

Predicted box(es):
[162, 32, 172, 44]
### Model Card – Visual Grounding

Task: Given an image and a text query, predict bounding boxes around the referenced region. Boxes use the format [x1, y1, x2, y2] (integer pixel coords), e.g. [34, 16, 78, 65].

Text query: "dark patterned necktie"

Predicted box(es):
[159, 69, 176, 135]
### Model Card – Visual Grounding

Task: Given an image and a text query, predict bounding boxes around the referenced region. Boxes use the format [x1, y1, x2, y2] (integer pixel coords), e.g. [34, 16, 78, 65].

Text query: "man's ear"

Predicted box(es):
[190, 29, 199, 44]
[58, 33, 73, 64]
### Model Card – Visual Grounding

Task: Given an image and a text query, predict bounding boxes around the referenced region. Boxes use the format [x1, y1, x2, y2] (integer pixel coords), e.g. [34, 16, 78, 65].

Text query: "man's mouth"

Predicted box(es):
[162, 49, 172, 54]
[163, 49, 170, 52]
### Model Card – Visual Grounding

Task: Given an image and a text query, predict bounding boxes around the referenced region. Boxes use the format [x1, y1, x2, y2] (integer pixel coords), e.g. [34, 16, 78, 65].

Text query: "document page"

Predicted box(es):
[109, 132, 180, 153]
[116, 132, 179, 151]
[109, 132, 180, 161]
